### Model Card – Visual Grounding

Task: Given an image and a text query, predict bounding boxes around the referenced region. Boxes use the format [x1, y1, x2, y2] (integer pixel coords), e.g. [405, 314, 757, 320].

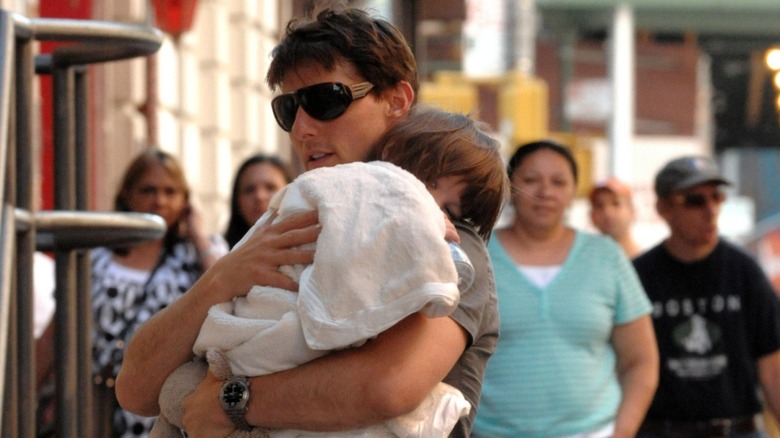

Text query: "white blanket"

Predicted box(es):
[193, 161, 469, 437]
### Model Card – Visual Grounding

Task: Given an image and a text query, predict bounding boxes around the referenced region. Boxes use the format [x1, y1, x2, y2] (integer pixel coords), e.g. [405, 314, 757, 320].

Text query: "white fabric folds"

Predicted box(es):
[194, 161, 460, 372]
[192, 161, 468, 437]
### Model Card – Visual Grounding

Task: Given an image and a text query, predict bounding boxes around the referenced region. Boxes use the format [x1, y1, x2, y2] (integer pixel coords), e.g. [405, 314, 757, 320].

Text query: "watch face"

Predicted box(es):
[221, 381, 248, 409]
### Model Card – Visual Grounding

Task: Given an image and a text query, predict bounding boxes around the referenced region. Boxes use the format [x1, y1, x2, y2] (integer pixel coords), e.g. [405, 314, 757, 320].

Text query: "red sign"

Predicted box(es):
[150, 0, 199, 38]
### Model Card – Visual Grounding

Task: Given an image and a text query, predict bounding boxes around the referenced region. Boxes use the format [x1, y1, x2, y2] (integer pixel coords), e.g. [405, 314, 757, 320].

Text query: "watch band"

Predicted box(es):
[226, 405, 252, 431]
[219, 376, 252, 431]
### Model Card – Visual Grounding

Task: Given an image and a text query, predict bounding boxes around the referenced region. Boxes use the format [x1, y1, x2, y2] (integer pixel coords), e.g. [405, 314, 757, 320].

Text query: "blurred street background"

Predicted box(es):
[2, 0, 780, 436]
[16, 0, 780, 318]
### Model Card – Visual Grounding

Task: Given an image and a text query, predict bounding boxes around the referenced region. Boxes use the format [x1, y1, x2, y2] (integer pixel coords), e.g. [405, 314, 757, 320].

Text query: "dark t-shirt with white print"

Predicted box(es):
[633, 239, 780, 421]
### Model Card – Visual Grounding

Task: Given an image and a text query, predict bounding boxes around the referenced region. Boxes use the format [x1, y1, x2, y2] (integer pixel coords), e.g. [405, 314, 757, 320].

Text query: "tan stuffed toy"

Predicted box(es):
[149, 348, 269, 438]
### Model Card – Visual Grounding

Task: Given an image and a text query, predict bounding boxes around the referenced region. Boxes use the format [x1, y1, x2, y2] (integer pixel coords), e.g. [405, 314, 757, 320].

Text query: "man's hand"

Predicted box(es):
[116, 211, 320, 417]
[206, 210, 321, 303]
[182, 372, 236, 438]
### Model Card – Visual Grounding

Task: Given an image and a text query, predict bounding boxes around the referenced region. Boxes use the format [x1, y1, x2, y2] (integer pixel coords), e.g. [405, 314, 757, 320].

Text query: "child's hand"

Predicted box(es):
[442, 213, 460, 244]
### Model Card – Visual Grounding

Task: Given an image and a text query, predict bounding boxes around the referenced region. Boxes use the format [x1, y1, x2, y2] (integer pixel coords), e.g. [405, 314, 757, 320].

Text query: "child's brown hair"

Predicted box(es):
[371, 105, 509, 239]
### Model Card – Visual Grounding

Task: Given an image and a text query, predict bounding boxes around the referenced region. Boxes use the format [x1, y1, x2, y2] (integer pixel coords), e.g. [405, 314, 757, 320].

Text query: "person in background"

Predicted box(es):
[91, 148, 227, 437]
[224, 154, 292, 248]
[34, 252, 57, 437]
[473, 140, 658, 438]
[33, 252, 55, 340]
[634, 156, 780, 438]
[117, 6, 503, 438]
[589, 177, 643, 258]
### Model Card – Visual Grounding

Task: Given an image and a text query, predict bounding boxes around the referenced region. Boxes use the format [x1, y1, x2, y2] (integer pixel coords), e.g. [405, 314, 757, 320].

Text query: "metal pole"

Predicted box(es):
[558, 28, 576, 133]
[608, 3, 635, 180]
[73, 65, 93, 438]
[52, 66, 78, 438]
[0, 207, 16, 438]
[0, 13, 163, 438]
[0, 10, 16, 438]
[515, 0, 536, 75]
[14, 26, 36, 438]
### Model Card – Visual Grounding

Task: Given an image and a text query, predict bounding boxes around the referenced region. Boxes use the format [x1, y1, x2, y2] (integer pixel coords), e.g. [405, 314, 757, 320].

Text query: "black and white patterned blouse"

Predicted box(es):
[91, 242, 201, 437]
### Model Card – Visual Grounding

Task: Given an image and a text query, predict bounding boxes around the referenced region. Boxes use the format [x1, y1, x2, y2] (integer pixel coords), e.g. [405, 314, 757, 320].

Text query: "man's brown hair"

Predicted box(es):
[266, 7, 418, 98]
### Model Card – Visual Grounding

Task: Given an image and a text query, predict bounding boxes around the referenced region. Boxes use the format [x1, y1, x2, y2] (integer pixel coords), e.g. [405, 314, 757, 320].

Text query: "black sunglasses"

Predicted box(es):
[672, 190, 726, 208]
[271, 82, 375, 132]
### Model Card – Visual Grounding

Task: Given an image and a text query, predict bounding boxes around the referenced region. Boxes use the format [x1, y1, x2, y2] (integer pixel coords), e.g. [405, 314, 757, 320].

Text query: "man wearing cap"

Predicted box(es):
[634, 156, 780, 437]
[589, 177, 642, 258]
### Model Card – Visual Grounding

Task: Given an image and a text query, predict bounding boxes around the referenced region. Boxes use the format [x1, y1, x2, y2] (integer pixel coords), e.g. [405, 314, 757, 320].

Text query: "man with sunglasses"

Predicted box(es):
[117, 6, 498, 438]
[634, 156, 780, 438]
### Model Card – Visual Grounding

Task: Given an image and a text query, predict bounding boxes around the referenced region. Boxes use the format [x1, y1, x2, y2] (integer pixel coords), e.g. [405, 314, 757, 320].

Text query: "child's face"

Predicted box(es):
[428, 175, 467, 221]
[589, 189, 634, 239]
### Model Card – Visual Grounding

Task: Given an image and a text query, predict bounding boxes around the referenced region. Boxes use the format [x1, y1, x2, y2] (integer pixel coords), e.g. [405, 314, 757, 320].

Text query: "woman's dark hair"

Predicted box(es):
[224, 154, 292, 248]
[114, 148, 190, 255]
[266, 6, 418, 98]
[506, 140, 579, 184]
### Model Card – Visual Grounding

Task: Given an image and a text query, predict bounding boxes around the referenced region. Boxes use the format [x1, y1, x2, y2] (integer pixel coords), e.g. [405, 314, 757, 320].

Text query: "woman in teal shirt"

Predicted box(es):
[473, 141, 659, 438]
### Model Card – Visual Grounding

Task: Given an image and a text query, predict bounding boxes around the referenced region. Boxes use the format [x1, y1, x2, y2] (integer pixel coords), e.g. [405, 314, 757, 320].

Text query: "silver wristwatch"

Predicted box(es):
[218, 376, 252, 431]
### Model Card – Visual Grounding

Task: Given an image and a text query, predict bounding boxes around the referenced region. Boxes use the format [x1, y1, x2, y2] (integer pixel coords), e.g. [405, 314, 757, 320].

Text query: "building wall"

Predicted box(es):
[1, 0, 32, 13]
[536, 34, 700, 137]
[92, 0, 291, 235]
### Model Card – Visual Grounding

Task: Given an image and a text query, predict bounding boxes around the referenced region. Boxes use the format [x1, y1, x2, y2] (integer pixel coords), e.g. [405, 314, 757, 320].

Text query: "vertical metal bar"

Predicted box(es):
[52, 66, 77, 438]
[73, 65, 93, 438]
[514, 0, 537, 75]
[608, 4, 635, 180]
[53, 251, 76, 438]
[14, 30, 36, 438]
[145, 54, 158, 146]
[2, 243, 17, 438]
[0, 207, 17, 438]
[557, 28, 576, 134]
[2, 14, 162, 438]
[0, 9, 16, 438]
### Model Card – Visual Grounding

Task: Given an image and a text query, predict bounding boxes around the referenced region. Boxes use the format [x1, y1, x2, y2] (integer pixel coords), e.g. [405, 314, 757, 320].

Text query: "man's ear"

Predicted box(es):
[384, 81, 414, 118]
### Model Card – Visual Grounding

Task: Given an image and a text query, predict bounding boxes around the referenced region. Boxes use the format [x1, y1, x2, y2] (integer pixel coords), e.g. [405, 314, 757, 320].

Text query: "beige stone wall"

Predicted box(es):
[93, 0, 291, 236]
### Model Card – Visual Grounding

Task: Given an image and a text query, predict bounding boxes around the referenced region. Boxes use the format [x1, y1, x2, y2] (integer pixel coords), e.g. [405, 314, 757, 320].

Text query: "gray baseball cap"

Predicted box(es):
[654, 156, 731, 197]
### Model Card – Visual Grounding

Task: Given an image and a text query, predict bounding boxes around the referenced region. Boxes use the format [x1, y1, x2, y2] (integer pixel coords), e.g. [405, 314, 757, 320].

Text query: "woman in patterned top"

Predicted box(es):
[91, 149, 226, 438]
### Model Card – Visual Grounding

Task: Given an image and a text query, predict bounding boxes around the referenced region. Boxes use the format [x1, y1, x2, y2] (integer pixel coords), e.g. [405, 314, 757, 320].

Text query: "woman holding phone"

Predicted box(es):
[90, 148, 226, 437]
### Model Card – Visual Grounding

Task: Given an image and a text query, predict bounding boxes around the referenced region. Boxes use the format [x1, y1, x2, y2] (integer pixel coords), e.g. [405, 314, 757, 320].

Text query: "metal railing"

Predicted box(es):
[0, 11, 165, 438]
